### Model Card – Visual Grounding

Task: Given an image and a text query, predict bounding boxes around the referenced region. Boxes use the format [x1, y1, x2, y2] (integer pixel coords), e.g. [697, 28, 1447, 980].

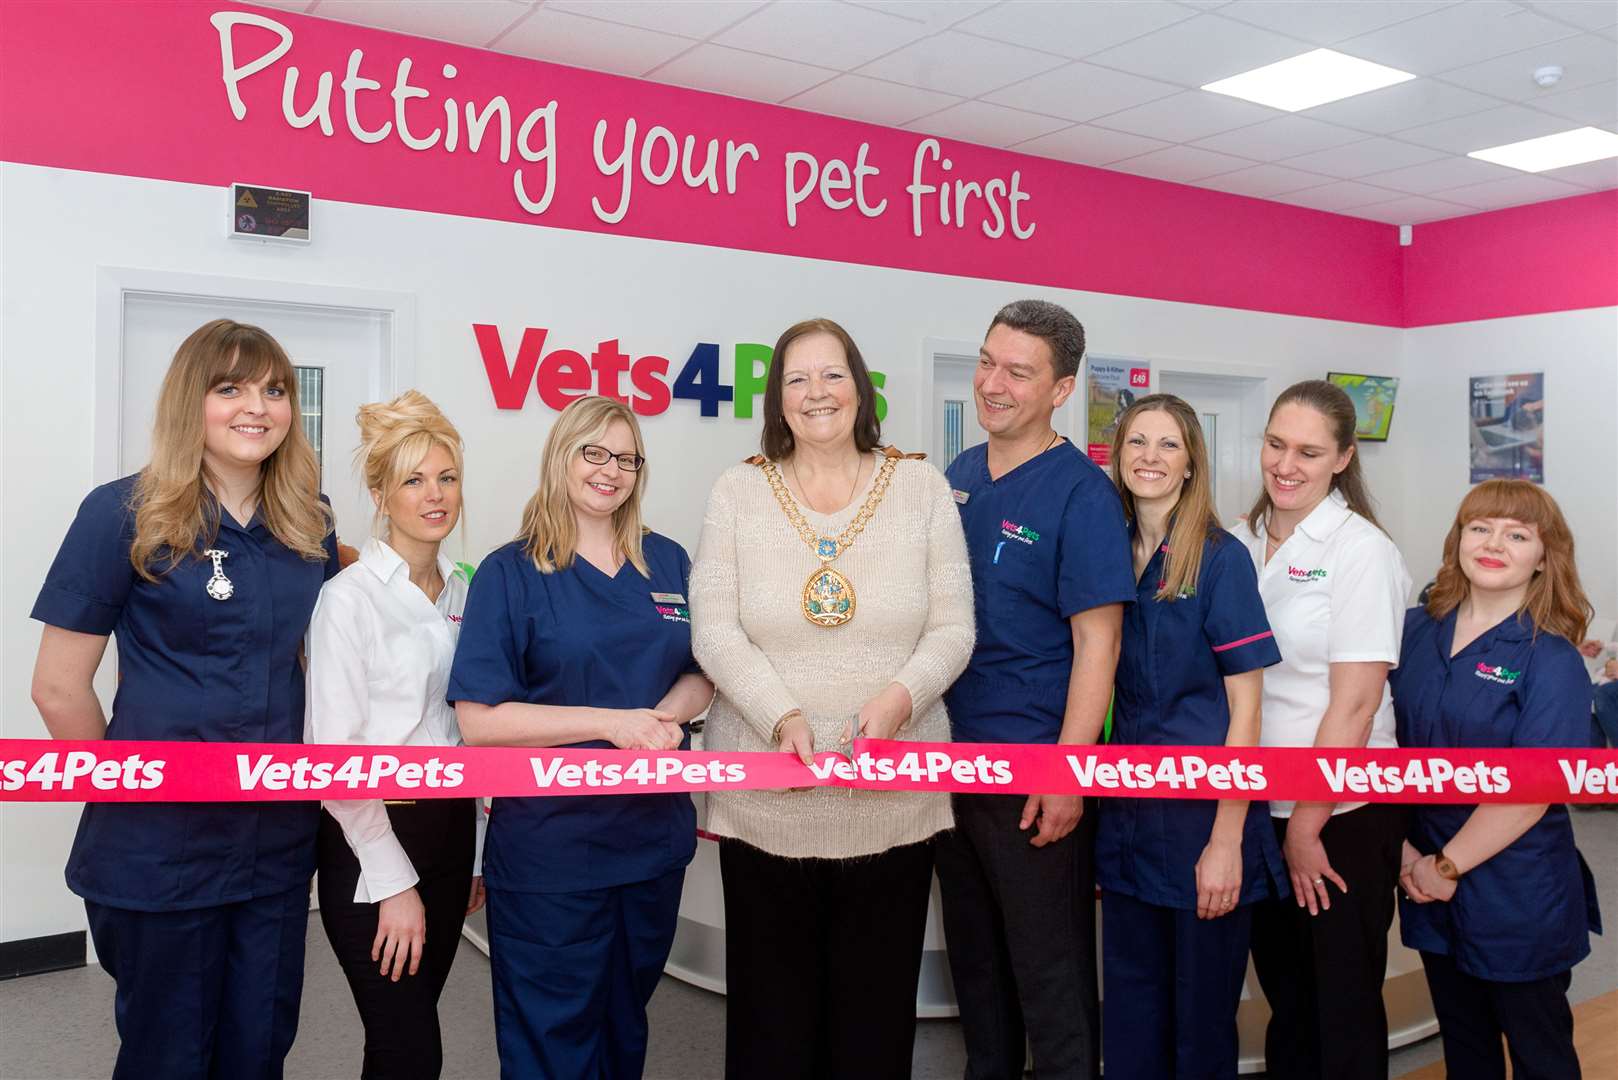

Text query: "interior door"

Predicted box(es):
[933, 355, 986, 471]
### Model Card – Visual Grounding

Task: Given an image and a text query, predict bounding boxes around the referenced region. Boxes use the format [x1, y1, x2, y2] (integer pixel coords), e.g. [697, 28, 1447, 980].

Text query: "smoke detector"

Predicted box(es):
[1533, 65, 1564, 88]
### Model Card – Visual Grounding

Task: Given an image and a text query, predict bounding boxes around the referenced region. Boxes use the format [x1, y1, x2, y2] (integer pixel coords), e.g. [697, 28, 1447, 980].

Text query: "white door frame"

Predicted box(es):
[93, 267, 417, 487]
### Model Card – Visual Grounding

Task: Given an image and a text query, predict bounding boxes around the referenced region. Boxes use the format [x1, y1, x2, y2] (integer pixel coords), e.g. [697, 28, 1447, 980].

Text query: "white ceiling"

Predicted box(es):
[262, 0, 1618, 224]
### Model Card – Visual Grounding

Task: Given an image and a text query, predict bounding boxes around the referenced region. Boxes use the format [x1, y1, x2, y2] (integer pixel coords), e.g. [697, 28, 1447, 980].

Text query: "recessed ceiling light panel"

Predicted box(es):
[1201, 49, 1415, 113]
[1468, 127, 1618, 173]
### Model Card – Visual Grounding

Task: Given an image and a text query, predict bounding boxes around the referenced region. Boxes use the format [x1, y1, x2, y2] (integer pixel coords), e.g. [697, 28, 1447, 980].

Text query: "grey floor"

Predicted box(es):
[2, 811, 1614, 1080]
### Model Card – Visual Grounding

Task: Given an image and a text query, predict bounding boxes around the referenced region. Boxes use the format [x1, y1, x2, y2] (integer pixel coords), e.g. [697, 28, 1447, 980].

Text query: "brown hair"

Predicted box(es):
[760, 318, 882, 461]
[1246, 379, 1383, 535]
[517, 395, 650, 577]
[1109, 395, 1219, 602]
[987, 299, 1086, 380]
[1425, 479, 1591, 644]
[130, 319, 330, 579]
[355, 390, 465, 540]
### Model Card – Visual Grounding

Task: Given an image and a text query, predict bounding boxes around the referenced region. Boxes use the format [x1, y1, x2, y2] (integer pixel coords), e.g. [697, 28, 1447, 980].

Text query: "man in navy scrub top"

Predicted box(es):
[449, 396, 713, 1080]
[29, 320, 339, 1080]
[937, 300, 1135, 1080]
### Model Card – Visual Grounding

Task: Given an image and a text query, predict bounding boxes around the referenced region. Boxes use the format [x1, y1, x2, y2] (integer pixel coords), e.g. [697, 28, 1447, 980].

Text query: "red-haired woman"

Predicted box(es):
[1392, 479, 1600, 1080]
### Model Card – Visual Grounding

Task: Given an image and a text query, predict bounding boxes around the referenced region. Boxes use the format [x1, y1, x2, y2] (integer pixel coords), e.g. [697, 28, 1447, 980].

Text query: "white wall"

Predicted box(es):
[0, 161, 1435, 942]
[1398, 309, 1618, 618]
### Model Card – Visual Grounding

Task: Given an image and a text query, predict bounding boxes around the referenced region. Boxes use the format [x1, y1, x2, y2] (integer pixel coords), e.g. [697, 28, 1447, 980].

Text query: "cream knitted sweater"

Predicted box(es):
[690, 452, 975, 859]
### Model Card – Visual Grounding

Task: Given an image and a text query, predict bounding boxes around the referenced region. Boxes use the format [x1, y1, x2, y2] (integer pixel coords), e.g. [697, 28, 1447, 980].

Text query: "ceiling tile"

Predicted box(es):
[1361, 155, 1520, 194]
[983, 62, 1182, 122]
[1271, 179, 1408, 211]
[845, 1, 996, 29]
[499, 9, 693, 76]
[905, 101, 1072, 148]
[1090, 90, 1281, 142]
[1534, 79, 1618, 126]
[1191, 114, 1369, 160]
[1218, 1, 1452, 45]
[1300, 79, 1502, 134]
[784, 75, 962, 127]
[1012, 124, 1172, 165]
[1105, 144, 1255, 182]
[858, 31, 1068, 97]
[312, 0, 530, 47]
[1519, 2, 1618, 31]
[1396, 103, 1587, 152]
[714, 1, 930, 69]
[1196, 163, 1337, 197]
[1084, 13, 1314, 87]
[1277, 137, 1448, 178]
[954, 1, 1195, 60]
[1350, 193, 1475, 222]
[1541, 155, 1618, 187]
[545, 1, 762, 39]
[1436, 32, 1618, 102]
[1337, 1, 1579, 75]
[1435, 172, 1588, 208]
[651, 44, 839, 104]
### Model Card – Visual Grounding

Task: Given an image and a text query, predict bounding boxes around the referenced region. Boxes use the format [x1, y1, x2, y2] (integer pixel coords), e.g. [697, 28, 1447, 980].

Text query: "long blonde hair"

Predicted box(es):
[1109, 394, 1219, 602]
[518, 396, 649, 576]
[1425, 480, 1591, 644]
[130, 319, 330, 579]
[355, 390, 465, 540]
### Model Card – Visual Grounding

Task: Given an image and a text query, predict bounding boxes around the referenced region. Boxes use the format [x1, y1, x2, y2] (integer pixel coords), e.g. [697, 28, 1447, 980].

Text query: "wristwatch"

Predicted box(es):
[1433, 852, 1462, 881]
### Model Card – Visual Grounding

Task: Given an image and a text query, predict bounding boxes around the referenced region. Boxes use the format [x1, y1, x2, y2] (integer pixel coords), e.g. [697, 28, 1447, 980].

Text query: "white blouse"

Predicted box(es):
[305, 538, 481, 902]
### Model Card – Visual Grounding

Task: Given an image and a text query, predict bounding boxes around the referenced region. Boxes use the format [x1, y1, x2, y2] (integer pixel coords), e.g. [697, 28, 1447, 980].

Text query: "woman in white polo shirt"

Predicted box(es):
[1237, 380, 1411, 1080]
[305, 391, 484, 1080]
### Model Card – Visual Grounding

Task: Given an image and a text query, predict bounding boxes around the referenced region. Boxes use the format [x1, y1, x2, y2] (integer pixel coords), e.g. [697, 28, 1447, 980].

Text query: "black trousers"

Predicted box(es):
[317, 799, 477, 1080]
[720, 837, 934, 1080]
[1421, 951, 1580, 1080]
[1249, 803, 1406, 1080]
[935, 793, 1100, 1080]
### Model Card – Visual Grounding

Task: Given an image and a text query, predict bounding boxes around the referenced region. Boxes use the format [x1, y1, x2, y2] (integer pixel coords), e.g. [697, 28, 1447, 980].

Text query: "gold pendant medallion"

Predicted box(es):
[803, 564, 855, 628]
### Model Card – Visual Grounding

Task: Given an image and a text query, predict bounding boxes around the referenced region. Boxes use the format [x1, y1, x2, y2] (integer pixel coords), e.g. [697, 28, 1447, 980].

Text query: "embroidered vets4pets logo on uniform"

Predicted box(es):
[1475, 662, 1521, 685]
[655, 604, 690, 625]
[1287, 565, 1327, 582]
[1000, 520, 1040, 545]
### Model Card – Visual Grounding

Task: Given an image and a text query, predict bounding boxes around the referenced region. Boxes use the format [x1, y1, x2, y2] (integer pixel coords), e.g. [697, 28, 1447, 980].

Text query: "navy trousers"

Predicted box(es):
[85, 884, 310, 1080]
[1421, 951, 1580, 1080]
[1101, 890, 1252, 1080]
[486, 869, 684, 1080]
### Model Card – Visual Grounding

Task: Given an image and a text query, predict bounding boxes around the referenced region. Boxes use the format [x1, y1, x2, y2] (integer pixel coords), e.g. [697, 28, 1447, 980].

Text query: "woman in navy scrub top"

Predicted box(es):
[449, 395, 714, 1080]
[1393, 480, 1599, 1080]
[29, 319, 339, 1080]
[1098, 396, 1286, 1080]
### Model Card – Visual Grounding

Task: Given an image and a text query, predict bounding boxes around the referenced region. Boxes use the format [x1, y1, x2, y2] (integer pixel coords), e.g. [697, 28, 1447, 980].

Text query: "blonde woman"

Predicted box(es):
[449, 395, 713, 1080]
[305, 391, 482, 1080]
[30, 319, 337, 1079]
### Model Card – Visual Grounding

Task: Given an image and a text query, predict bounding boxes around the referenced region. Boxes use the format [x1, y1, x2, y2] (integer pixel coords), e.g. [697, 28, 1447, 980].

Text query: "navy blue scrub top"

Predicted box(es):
[1097, 530, 1288, 909]
[447, 533, 698, 894]
[943, 440, 1135, 744]
[1391, 607, 1600, 982]
[31, 475, 338, 912]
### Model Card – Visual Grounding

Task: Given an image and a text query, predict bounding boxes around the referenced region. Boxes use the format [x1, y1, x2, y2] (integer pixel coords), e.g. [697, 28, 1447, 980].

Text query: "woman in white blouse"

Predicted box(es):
[305, 391, 483, 1080]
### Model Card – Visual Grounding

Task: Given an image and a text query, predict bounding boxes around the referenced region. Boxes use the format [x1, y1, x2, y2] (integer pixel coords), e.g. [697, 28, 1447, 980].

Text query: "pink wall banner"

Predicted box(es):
[0, 0, 1409, 326]
[3, 738, 1615, 805]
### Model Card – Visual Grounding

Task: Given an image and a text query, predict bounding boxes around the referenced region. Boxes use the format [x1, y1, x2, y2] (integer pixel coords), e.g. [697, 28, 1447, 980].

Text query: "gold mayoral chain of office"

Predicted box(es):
[758, 453, 899, 628]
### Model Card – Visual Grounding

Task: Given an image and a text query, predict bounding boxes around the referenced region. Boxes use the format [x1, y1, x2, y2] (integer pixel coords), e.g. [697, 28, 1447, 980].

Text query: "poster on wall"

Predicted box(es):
[1085, 358, 1150, 464]
[1326, 372, 1399, 442]
[1469, 372, 1544, 483]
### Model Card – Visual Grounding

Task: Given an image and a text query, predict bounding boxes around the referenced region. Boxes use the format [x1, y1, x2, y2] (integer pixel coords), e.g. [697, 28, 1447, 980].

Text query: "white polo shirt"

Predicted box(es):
[305, 538, 481, 901]
[1236, 490, 1412, 817]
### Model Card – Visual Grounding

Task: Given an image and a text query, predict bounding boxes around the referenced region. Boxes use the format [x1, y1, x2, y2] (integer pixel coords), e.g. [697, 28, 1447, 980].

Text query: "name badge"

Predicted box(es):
[952, 489, 970, 504]
[651, 591, 687, 604]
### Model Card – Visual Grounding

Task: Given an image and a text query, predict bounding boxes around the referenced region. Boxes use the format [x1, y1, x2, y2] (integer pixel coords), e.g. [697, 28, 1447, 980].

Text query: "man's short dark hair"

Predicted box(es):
[987, 299, 1086, 380]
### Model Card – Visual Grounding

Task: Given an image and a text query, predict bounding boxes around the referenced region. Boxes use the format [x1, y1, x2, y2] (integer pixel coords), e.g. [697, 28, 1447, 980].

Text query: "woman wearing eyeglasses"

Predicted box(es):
[448, 395, 714, 1080]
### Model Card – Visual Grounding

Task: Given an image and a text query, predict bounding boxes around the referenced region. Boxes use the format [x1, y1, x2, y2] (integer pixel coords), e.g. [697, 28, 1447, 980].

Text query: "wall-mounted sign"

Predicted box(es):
[230, 182, 310, 242]
[1469, 372, 1544, 483]
[474, 324, 889, 421]
[1327, 372, 1399, 442]
[1084, 358, 1150, 465]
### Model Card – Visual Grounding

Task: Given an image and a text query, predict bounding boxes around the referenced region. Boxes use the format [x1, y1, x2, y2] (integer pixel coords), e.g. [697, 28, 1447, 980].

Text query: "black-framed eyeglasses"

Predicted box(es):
[580, 444, 644, 472]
